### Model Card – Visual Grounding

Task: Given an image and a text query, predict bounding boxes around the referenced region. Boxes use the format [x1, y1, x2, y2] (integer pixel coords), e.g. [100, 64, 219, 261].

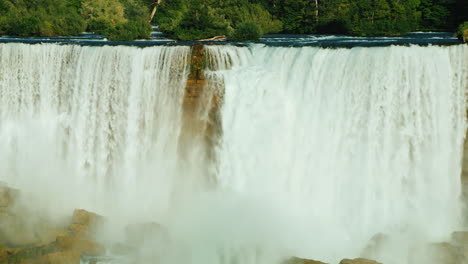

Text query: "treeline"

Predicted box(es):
[0, 0, 152, 40]
[156, 0, 468, 40]
[0, 0, 466, 41]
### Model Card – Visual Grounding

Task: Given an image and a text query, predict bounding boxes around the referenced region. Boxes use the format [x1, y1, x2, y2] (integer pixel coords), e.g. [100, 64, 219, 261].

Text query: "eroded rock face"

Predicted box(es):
[37, 250, 81, 264]
[452, 231, 468, 245]
[0, 184, 17, 208]
[339, 258, 383, 264]
[427, 242, 461, 264]
[56, 235, 105, 256]
[69, 209, 103, 239]
[0, 198, 105, 264]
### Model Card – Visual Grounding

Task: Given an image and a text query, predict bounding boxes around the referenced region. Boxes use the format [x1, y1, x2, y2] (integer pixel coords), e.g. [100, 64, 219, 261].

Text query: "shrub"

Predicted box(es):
[229, 22, 262, 42]
[88, 18, 114, 34]
[222, 3, 282, 34]
[7, 14, 41, 36]
[51, 12, 86, 36]
[456, 22, 468, 43]
[106, 19, 151, 41]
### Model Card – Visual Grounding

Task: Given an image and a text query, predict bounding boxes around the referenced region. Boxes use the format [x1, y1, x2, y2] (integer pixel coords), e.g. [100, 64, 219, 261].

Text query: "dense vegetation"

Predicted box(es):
[0, 0, 466, 41]
[156, 0, 468, 40]
[0, 0, 152, 40]
[457, 22, 468, 42]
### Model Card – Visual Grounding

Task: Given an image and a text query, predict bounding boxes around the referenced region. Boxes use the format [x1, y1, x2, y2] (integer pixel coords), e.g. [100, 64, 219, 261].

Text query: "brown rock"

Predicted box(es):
[0, 246, 20, 262]
[71, 209, 101, 226]
[0, 214, 39, 245]
[56, 235, 105, 256]
[427, 242, 460, 264]
[0, 185, 18, 208]
[339, 258, 382, 264]
[289, 256, 328, 264]
[37, 251, 80, 264]
[68, 223, 90, 238]
[452, 231, 468, 245]
[69, 209, 103, 239]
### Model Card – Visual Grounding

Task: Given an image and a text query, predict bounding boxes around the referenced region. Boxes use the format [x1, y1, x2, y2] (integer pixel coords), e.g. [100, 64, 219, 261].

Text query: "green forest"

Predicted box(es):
[0, 0, 467, 41]
[0, 0, 153, 40]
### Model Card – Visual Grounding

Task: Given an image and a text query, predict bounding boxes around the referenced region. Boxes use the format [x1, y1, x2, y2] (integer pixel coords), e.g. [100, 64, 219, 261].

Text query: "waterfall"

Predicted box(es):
[0, 43, 213, 221]
[0, 43, 467, 264]
[206, 45, 468, 263]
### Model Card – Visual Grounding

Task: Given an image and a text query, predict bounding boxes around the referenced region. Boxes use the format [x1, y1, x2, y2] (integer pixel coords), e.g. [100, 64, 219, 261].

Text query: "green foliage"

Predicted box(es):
[155, 0, 281, 40]
[158, 0, 230, 40]
[220, 2, 282, 34]
[418, 0, 456, 31]
[0, 0, 464, 39]
[0, 0, 150, 40]
[230, 21, 262, 41]
[0, 0, 85, 36]
[456, 22, 468, 42]
[88, 18, 114, 35]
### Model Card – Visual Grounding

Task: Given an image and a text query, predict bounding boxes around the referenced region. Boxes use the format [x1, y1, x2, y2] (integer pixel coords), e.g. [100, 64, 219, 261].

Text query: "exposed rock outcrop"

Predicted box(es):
[0, 195, 105, 264]
[56, 235, 104, 256]
[289, 256, 328, 264]
[69, 209, 103, 239]
[339, 258, 382, 264]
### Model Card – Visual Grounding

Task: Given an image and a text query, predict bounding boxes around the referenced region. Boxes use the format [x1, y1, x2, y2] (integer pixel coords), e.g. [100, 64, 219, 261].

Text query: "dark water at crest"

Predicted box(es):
[0, 27, 462, 47]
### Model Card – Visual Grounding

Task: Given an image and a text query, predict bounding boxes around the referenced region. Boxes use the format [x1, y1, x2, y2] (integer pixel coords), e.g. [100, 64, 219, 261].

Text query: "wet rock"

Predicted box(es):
[56, 235, 105, 256]
[0, 184, 18, 208]
[452, 231, 468, 245]
[339, 258, 382, 264]
[69, 209, 103, 239]
[0, 246, 20, 262]
[72, 209, 102, 227]
[289, 256, 328, 264]
[37, 250, 80, 264]
[427, 242, 460, 264]
[0, 213, 39, 246]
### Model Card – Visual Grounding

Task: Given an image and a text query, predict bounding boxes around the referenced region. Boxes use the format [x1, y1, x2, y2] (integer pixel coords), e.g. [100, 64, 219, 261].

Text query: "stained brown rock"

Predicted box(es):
[289, 256, 328, 264]
[56, 235, 105, 256]
[427, 242, 460, 264]
[339, 258, 383, 264]
[37, 250, 80, 264]
[0, 185, 17, 208]
[452, 231, 468, 245]
[69, 209, 103, 240]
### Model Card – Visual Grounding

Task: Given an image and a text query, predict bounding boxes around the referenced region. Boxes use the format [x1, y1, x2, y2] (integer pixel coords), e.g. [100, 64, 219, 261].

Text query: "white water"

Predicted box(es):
[0, 43, 467, 264]
[206, 45, 468, 264]
[0, 43, 213, 222]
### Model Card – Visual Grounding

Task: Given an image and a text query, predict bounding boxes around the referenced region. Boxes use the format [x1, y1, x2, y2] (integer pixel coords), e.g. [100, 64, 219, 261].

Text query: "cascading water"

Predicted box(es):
[0, 43, 467, 264]
[0, 43, 212, 222]
[205, 45, 468, 264]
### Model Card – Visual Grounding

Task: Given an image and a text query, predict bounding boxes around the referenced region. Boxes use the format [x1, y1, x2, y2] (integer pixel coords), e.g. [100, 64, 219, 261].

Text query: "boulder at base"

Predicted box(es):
[69, 209, 103, 239]
[451, 231, 468, 245]
[288, 257, 328, 264]
[56, 235, 105, 256]
[37, 250, 81, 264]
[340, 258, 383, 264]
